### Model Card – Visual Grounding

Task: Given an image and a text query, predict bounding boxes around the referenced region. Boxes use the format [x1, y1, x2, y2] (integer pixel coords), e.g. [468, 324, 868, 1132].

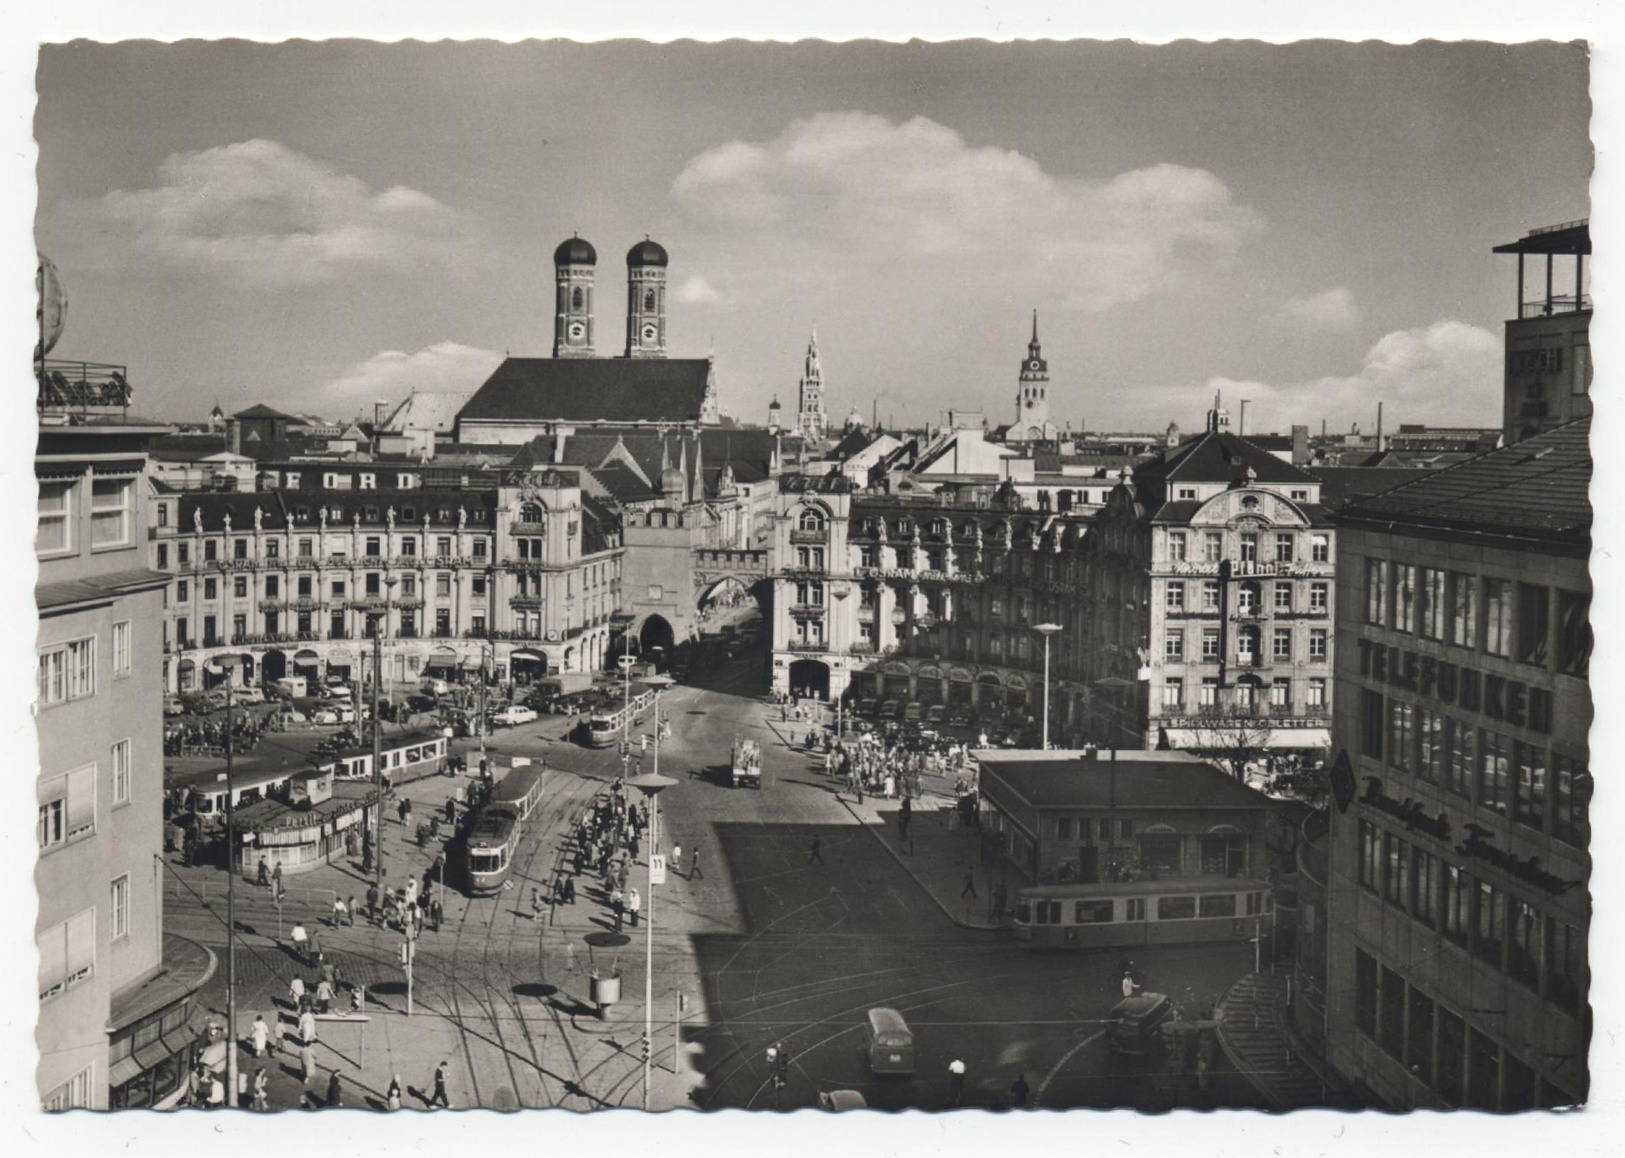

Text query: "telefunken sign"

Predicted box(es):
[1360, 775, 1580, 896]
[1356, 638, 1554, 735]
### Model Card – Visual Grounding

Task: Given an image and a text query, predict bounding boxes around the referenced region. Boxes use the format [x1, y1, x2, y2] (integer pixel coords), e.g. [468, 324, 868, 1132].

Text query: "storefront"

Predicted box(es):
[107, 934, 217, 1109]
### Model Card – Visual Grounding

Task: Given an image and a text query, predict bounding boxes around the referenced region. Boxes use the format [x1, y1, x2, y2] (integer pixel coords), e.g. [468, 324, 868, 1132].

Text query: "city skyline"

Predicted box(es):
[35, 40, 1588, 433]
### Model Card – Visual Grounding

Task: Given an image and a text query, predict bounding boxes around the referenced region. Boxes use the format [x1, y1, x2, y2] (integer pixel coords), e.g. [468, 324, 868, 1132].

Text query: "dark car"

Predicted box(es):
[404, 693, 438, 714]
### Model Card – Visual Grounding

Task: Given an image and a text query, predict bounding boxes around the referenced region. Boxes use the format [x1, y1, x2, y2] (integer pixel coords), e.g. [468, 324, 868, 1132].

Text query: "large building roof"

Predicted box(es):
[977, 750, 1274, 811]
[1136, 430, 1319, 488]
[1336, 417, 1590, 547]
[1307, 466, 1435, 511]
[458, 357, 713, 426]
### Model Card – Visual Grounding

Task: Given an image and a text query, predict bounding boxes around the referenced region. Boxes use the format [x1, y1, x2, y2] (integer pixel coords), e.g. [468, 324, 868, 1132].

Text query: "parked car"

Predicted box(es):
[926, 704, 948, 727]
[404, 693, 438, 713]
[234, 686, 266, 705]
[947, 706, 973, 729]
[322, 684, 353, 701]
[493, 705, 539, 727]
[277, 706, 309, 724]
[163, 694, 185, 717]
[313, 705, 356, 726]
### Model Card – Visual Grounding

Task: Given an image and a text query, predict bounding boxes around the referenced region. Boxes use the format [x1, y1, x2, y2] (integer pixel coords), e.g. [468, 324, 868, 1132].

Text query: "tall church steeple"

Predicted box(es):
[797, 328, 827, 442]
[624, 237, 669, 359]
[1016, 310, 1050, 435]
[553, 235, 597, 358]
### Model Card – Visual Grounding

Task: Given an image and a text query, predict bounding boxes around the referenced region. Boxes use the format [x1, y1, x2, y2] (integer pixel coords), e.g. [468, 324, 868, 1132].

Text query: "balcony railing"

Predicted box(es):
[789, 528, 829, 544]
[511, 521, 548, 535]
[510, 596, 546, 610]
[1520, 294, 1591, 319]
[787, 640, 828, 652]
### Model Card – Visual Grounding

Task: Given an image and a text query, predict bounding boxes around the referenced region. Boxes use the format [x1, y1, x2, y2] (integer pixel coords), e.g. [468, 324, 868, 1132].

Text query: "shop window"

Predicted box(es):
[1140, 836, 1181, 876]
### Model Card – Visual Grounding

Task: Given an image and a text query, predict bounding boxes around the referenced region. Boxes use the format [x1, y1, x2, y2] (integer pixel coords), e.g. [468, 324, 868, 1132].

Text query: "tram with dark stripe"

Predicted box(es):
[464, 805, 524, 896]
[1012, 878, 1274, 949]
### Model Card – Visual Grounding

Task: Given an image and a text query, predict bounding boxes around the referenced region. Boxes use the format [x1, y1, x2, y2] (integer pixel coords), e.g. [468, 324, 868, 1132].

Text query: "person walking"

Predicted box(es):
[387, 1074, 402, 1112]
[257, 857, 270, 887]
[429, 1061, 451, 1109]
[291, 921, 309, 964]
[299, 1007, 318, 1047]
[689, 846, 703, 880]
[531, 886, 545, 921]
[319, 954, 336, 988]
[430, 895, 445, 930]
[309, 925, 324, 961]
[960, 869, 977, 899]
[560, 875, 576, 905]
[626, 887, 641, 928]
[611, 887, 625, 933]
[405, 875, 419, 909]
[808, 836, 824, 866]
[289, 975, 307, 1010]
[272, 861, 283, 896]
[366, 882, 381, 924]
[671, 844, 682, 876]
[325, 1069, 343, 1109]
[332, 895, 348, 927]
[205, 1072, 226, 1110]
[1010, 1072, 1031, 1108]
[251, 1013, 270, 1057]
[300, 1042, 318, 1085]
[271, 1012, 285, 1056]
[346, 895, 358, 927]
[252, 1067, 269, 1112]
[315, 978, 334, 1014]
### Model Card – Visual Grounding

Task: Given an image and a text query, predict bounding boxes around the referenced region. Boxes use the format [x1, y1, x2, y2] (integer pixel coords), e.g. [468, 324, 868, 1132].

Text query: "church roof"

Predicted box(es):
[626, 238, 668, 268]
[458, 357, 713, 425]
[554, 236, 597, 266]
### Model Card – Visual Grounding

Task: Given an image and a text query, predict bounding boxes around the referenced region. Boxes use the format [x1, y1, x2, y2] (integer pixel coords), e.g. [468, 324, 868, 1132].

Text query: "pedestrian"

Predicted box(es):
[1010, 1072, 1030, 1108]
[808, 836, 824, 866]
[960, 869, 977, 899]
[1122, 970, 1137, 999]
[252, 1067, 269, 1112]
[405, 875, 419, 909]
[309, 925, 323, 961]
[272, 861, 284, 895]
[611, 887, 625, 933]
[272, 1013, 285, 1056]
[689, 846, 703, 880]
[429, 1061, 451, 1109]
[366, 882, 381, 924]
[325, 1069, 343, 1109]
[300, 1007, 317, 1046]
[206, 1072, 226, 1110]
[671, 844, 682, 876]
[560, 876, 576, 905]
[289, 975, 306, 1009]
[430, 895, 444, 930]
[351, 983, 364, 1014]
[316, 978, 334, 1014]
[251, 1013, 269, 1057]
[300, 1042, 318, 1085]
[291, 921, 309, 963]
[346, 895, 358, 927]
[332, 895, 348, 926]
[627, 887, 641, 927]
[387, 1074, 402, 1112]
[257, 857, 270, 887]
[948, 1057, 967, 1107]
[531, 887, 544, 921]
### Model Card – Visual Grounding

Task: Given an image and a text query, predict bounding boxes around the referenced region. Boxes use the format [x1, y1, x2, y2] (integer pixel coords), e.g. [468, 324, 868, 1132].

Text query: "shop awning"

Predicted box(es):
[511, 649, 545, 661]
[1159, 727, 1331, 750]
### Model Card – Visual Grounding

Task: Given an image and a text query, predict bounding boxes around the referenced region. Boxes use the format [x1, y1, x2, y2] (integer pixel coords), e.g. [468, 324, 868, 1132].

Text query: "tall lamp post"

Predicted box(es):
[214, 654, 246, 1107]
[1034, 623, 1061, 749]
[629, 674, 676, 1112]
[830, 585, 850, 739]
[369, 576, 397, 898]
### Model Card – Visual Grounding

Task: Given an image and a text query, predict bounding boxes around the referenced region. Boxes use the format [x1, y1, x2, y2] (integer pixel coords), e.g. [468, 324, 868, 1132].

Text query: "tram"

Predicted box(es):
[1011, 878, 1275, 949]
[491, 763, 546, 821]
[464, 805, 524, 896]
[321, 730, 449, 786]
[583, 684, 656, 748]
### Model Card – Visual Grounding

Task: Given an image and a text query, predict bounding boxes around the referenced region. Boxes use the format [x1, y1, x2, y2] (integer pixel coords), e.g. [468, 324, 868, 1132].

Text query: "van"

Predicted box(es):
[270, 676, 307, 699]
[862, 1007, 915, 1075]
[1107, 992, 1176, 1057]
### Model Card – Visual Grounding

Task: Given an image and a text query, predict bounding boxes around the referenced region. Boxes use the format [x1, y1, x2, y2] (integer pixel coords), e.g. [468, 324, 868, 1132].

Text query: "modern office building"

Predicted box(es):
[1321, 417, 1591, 1109]
[36, 358, 215, 1109]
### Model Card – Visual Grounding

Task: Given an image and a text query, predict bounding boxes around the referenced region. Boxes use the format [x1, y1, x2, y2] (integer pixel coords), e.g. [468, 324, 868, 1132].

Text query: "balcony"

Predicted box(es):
[347, 597, 390, 612]
[1520, 294, 1591, 319]
[511, 521, 548, 535]
[1230, 607, 1270, 622]
[789, 603, 826, 618]
[787, 640, 828, 653]
[789, 528, 829, 545]
[510, 596, 546, 610]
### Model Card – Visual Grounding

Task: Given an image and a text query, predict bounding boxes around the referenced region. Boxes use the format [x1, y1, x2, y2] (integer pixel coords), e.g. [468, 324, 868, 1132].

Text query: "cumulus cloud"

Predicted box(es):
[317, 341, 503, 411]
[57, 139, 474, 285]
[675, 275, 723, 304]
[1273, 286, 1360, 331]
[1177, 321, 1503, 433]
[668, 112, 1264, 311]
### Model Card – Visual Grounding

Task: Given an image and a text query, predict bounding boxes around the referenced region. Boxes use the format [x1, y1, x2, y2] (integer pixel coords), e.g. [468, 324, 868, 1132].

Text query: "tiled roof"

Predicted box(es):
[38, 567, 170, 610]
[1336, 417, 1591, 546]
[1308, 466, 1435, 511]
[233, 403, 297, 420]
[1137, 431, 1319, 487]
[586, 460, 657, 503]
[978, 750, 1274, 811]
[458, 357, 713, 424]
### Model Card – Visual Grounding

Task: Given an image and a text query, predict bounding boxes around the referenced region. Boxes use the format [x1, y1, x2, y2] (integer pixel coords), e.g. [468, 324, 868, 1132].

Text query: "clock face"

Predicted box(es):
[568, 322, 586, 341]
[642, 324, 659, 343]
[1025, 399, 1035, 409]
[1029, 361, 1041, 370]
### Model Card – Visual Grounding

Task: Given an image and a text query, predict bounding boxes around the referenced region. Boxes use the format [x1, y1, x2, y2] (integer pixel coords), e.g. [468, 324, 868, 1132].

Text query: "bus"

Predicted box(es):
[583, 683, 657, 748]
[492, 763, 546, 821]
[1011, 878, 1275, 950]
[464, 805, 523, 896]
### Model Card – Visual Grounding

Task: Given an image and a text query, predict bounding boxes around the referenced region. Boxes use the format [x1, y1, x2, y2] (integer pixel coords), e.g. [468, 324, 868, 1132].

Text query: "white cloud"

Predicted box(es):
[1175, 321, 1503, 433]
[59, 139, 474, 286]
[1273, 286, 1360, 331]
[675, 275, 723, 304]
[318, 341, 503, 409]
[668, 112, 1264, 312]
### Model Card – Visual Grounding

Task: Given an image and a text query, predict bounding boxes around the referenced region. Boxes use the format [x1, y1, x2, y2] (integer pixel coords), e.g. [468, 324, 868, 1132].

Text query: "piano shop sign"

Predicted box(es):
[1356, 639, 1554, 735]
[1360, 776, 1579, 896]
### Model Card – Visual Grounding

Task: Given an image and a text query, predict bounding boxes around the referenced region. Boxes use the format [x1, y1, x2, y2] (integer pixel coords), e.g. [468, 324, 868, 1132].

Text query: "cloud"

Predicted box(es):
[1176, 321, 1503, 433]
[1273, 287, 1360, 331]
[668, 112, 1264, 312]
[675, 275, 723, 304]
[317, 341, 503, 410]
[57, 139, 474, 286]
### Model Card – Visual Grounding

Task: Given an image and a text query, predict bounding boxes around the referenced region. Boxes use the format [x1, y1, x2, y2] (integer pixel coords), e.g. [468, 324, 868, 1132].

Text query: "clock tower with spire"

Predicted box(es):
[797, 328, 828, 441]
[1015, 310, 1052, 439]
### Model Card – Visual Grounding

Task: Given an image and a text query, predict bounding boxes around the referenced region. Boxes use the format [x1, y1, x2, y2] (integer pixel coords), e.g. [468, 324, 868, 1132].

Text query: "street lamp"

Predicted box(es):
[1034, 623, 1061, 749]
[830, 585, 851, 740]
[213, 653, 246, 1108]
[629, 671, 677, 1112]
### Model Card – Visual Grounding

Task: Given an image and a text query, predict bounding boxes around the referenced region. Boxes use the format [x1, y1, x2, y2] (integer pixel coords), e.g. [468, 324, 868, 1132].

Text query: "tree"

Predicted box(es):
[1189, 702, 1277, 780]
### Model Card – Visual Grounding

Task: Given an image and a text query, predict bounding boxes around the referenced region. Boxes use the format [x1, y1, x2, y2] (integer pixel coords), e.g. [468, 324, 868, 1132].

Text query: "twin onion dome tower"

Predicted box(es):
[552, 234, 670, 360]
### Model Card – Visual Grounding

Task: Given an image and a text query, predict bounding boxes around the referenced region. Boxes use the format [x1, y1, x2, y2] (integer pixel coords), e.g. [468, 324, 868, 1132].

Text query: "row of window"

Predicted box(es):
[164, 534, 491, 565]
[38, 627, 132, 709]
[1352, 948, 1578, 1109]
[1356, 820, 1585, 1015]
[1165, 579, 1329, 614]
[1364, 560, 1590, 676]
[1359, 690, 1588, 847]
[1167, 529, 1330, 565]
[1165, 626, 1329, 662]
[1162, 676, 1327, 712]
[37, 476, 135, 558]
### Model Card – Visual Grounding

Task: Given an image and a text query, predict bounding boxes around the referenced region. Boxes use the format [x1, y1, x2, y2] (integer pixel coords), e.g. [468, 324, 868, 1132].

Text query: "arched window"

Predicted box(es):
[644, 289, 656, 313]
[797, 507, 826, 532]
[571, 287, 584, 311]
[518, 502, 545, 526]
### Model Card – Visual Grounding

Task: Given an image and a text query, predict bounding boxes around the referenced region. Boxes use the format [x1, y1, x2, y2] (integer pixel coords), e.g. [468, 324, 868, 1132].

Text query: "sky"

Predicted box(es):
[35, 40, 1590, 434]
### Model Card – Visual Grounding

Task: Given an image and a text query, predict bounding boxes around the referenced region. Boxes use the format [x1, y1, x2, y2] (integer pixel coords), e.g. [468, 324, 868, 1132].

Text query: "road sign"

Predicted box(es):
[650, 854, 667, 885]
